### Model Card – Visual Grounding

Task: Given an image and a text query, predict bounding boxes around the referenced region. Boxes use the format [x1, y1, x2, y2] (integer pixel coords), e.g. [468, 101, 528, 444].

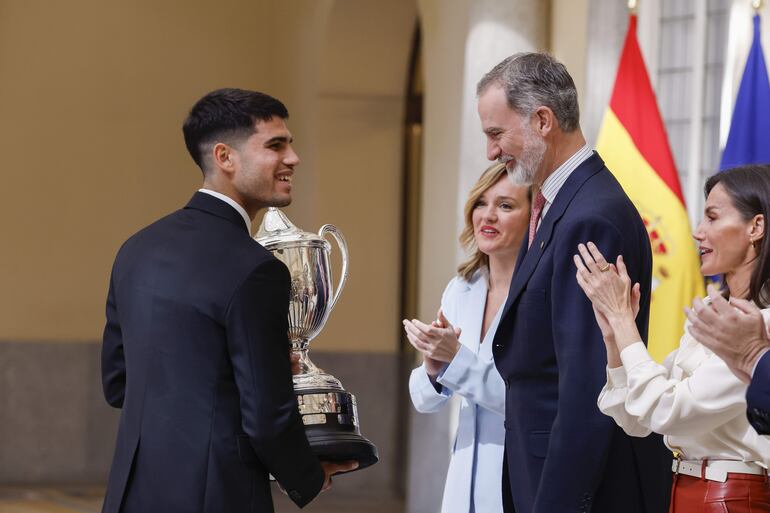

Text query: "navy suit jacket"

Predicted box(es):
[492, 153, 672, 513]
[747, 351, 770, 435]
[101, 192, 324, 513]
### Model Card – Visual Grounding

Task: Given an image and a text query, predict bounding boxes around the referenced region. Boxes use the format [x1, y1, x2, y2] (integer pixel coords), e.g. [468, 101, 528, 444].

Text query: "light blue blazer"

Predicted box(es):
[409, 271, 506, 513]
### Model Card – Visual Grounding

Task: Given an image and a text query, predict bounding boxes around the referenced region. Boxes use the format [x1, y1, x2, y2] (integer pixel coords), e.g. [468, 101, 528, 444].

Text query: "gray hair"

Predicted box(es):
[477, 52, 580, 132]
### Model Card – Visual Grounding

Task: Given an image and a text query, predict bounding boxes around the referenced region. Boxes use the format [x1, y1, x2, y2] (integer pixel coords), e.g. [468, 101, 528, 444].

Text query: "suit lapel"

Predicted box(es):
[457, 274, 488, 354]
[501, 153, 605, 319]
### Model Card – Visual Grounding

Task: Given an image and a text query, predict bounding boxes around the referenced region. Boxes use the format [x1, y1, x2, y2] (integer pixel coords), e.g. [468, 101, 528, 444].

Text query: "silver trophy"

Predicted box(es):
[255, 208, 378, 470]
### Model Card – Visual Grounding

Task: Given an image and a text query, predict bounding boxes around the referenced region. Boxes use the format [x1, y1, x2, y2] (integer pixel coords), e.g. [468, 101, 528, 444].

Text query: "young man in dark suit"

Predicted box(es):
[101, 88, 354, 513]
[476, 54, 671, 513]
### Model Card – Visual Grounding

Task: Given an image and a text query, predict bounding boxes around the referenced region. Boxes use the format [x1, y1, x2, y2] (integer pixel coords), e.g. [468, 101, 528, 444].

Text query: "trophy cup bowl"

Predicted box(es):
[255, 208, 378, 471]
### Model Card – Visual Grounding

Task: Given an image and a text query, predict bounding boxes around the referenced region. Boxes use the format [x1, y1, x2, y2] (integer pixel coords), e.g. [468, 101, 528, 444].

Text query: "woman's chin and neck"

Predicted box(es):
[486, 249, 519, 291]
[724, 261, 756, 300]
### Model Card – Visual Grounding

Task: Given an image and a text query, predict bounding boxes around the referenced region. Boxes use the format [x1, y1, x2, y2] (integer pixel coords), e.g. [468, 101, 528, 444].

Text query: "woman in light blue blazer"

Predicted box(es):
[404, 163, 530, 513]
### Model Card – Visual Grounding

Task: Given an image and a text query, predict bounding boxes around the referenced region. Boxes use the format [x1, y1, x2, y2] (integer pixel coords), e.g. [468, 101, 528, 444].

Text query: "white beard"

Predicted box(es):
[503, 129, 546, 187]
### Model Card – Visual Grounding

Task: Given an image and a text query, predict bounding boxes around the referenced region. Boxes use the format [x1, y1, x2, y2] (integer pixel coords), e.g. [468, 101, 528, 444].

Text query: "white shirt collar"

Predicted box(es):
[540, 144, 593, 207]
[197, 188, 252, 232]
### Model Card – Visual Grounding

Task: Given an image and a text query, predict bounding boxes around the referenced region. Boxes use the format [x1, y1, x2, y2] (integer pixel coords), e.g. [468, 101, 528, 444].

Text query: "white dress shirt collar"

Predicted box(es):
[539, 144, 593, 219]
[198, 188, 252, 232]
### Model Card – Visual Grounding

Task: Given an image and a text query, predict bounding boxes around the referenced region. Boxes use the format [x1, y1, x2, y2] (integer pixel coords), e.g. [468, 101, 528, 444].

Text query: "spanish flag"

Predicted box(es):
[596, 14, 704, 363]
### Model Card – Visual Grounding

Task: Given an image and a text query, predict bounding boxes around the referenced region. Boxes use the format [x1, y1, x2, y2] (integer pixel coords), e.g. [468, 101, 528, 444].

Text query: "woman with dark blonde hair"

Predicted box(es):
[405, 162, 530, 513]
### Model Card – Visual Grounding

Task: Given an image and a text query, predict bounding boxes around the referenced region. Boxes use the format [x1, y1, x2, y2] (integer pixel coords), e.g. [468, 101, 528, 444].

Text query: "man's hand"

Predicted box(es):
[320, 460, 358, 492]
[290, 350, 301, 376]
[685, 284, 770, 383]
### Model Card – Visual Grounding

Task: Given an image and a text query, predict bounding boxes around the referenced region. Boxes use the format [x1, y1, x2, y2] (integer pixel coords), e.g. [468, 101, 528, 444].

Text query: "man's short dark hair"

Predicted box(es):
[182, 88, 289, 172]
[477, 53, 580, 132]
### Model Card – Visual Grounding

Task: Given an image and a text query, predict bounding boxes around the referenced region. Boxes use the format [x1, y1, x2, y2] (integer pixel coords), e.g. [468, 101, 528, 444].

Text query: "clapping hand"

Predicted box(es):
[573, 243, 638, 323]
[574, 242, 643, 364]
[685, 283, 770, 383]
[403, 310, 462, 379]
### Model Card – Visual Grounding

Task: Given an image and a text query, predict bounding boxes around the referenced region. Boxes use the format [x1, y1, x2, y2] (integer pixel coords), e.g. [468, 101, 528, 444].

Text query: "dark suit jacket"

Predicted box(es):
[747, 351, 770, 435]
[101, 192, 324, 513]
[493, 153, 672, 513]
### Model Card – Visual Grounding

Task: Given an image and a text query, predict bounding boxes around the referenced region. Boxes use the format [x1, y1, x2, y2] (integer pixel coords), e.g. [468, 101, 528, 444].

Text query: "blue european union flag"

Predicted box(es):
[720, 14, 770, 170]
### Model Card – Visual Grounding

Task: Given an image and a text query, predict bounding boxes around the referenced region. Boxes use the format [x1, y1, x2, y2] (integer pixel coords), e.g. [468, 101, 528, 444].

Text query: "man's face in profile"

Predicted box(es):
[478, 84, 545, 186]
[229, 117, 299, 210]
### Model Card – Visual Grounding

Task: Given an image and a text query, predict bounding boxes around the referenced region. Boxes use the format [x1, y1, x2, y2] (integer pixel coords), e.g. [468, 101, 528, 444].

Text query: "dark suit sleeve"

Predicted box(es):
[747, 351, 770, 435]
[533, 217, 630, 513]
[101, 268, 126, 408]
[226, 258, 324, 508]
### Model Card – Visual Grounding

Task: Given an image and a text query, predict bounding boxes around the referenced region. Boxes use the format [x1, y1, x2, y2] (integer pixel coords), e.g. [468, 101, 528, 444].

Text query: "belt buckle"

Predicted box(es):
[672, 453, 682, 474]
[707, 467, 728, 482]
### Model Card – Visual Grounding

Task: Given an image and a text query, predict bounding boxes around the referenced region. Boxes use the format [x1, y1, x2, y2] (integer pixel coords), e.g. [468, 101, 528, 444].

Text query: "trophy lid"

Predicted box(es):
[254, 207, 330, 250]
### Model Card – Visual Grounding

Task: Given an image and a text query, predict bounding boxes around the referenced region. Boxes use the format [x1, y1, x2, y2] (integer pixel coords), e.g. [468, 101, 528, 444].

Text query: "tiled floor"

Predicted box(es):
[0, 486, 404, 513]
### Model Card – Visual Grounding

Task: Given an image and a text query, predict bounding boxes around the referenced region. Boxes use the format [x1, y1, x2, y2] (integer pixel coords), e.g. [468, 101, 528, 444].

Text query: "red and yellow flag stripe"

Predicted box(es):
[596, 15, 704, 363]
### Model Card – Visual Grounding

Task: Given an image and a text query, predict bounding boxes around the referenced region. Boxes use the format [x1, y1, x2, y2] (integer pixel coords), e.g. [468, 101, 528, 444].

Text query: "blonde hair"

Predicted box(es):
[457, 163, 529, 281]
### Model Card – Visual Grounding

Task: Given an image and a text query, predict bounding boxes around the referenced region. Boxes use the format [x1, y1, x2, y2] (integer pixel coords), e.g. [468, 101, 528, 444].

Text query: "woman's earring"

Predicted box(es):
[752, 239, 757, 249]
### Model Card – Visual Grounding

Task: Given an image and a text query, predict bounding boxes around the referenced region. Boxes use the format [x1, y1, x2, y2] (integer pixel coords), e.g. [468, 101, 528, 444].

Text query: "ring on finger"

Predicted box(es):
[599, 263, 610, 272]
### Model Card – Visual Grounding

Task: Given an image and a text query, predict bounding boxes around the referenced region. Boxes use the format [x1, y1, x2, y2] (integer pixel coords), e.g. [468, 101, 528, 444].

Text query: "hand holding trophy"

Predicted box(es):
[255, 208, 378, 471]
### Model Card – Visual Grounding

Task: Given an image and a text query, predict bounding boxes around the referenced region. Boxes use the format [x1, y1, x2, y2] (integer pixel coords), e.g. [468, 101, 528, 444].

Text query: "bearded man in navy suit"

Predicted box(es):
[477, 54, 671, 513]
[101, 88, 355, 513]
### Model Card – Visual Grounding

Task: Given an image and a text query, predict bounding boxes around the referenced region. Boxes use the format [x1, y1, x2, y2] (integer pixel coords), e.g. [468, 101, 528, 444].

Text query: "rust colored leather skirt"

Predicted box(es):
[669, 472, 770, 513]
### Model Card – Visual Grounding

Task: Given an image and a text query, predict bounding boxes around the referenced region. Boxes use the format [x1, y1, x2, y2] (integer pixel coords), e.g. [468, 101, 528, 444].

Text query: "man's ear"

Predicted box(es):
[533, 106, 556, 137]
[211, 142, 236, 175]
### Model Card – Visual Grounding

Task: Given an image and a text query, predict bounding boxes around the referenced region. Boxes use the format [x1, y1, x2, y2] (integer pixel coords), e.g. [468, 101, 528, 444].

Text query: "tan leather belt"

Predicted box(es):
[672, 459, 767, 483]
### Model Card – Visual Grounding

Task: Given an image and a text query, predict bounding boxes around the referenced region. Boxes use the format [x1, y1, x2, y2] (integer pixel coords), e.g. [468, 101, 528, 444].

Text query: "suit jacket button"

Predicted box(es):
[288, 490, 302, 502]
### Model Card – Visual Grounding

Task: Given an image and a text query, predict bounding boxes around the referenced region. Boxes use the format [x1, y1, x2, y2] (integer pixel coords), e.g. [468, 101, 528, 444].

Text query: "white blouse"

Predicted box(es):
[598, 308, 770, 466]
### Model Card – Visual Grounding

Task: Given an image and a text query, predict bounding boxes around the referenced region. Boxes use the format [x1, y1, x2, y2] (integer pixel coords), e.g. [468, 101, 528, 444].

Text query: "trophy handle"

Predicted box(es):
[318, 224, 349, 312]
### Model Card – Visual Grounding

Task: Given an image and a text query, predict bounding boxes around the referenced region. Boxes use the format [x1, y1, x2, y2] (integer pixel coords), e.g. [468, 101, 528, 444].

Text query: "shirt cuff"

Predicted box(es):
[437, 344, 474, 391]
[606, 365, 628, 387]
[619, 341, 651, 370]
[413, 363, 449, 397]
[752, 348, 770, 377]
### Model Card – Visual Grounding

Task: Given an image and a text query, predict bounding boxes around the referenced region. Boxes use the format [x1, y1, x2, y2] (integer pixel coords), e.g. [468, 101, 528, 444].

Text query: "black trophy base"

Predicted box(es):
[296, 387, 379, 473]
[306, 430, 379, 472]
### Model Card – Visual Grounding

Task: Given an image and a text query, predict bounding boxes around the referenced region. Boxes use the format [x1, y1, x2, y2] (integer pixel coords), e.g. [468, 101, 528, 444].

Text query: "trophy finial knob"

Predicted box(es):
[256, 207, 298, 238]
